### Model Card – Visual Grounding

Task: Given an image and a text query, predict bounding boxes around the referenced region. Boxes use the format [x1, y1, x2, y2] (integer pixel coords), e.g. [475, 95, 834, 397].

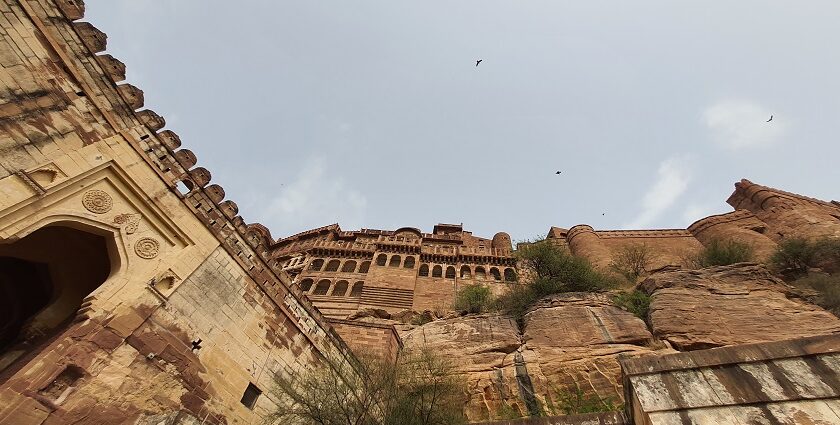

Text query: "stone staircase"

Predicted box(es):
[359, 286, 414, 310]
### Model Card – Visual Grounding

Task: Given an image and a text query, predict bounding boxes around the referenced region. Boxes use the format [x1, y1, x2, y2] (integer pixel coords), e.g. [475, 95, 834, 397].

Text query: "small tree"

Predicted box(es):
[610, 244, 652, 282]
[495, 240, 618, 323]
[453, 285, 493, 314]
[271, 349, 466, 425]
[552, 384, 619, 415]
[612, 290, 651, 321]
[770, 238, 816, 274]
[692, 239, 754, 267]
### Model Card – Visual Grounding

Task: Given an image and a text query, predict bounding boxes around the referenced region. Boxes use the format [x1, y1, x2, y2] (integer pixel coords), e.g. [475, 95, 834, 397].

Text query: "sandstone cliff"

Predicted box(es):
[639, 263, 840, 351]
[397, 264, 840, 422]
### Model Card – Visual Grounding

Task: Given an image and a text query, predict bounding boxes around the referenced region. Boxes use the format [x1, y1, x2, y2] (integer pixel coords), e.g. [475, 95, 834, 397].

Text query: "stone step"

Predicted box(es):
[360, 287, 414, 309]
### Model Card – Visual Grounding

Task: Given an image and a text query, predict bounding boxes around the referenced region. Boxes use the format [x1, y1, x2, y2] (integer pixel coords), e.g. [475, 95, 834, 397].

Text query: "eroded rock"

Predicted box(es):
[640, 263, 840, 351]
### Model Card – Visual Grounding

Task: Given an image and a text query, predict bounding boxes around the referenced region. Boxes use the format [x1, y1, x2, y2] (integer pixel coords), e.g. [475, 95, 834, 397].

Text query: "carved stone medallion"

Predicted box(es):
[134, 237, 160, 259]
[82, 189, 113, 214]
[113, 213, 141, 234]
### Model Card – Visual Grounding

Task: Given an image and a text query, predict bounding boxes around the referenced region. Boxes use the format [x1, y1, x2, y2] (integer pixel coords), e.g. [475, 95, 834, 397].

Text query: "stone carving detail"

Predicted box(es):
[82, 189, 113, 214]
[134, 237, 160, 259]
[113, 213, 141, 234]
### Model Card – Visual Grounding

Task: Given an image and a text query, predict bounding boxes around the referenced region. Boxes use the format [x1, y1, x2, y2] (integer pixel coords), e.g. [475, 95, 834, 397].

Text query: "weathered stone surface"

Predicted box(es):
[639, 263, 840, 351]
[401, 294, 669, 422]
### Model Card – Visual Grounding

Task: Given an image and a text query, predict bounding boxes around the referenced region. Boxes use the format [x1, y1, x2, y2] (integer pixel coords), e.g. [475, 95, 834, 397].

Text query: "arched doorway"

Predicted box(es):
[0, 224, 115, 380]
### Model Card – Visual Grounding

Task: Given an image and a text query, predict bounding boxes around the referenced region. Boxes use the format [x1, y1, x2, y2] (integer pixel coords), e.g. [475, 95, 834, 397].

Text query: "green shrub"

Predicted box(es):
[771, 238, 816, 273]
[791, 273, 840, 316]
[554, 385, 619, 415]
[610, 244, 652, 282]
[771, 237, 840, 274]
[613, 290, 651, 321]
[495, 240, 618, 322]
[453, 284, 493, 314]
[693, 239, 754, 267]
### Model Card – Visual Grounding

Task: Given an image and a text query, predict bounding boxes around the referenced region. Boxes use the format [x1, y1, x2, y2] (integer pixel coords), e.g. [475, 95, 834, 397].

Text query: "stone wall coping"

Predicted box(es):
[620, 333, 840, 377]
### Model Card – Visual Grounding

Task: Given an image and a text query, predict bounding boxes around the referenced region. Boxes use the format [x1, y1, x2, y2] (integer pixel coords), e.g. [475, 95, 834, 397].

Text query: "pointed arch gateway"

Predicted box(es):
[0, 223, 118, 376]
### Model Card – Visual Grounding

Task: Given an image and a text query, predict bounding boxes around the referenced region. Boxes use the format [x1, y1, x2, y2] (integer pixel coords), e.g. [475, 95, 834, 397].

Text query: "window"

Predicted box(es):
[313, 280, 331, 295]
[358, 261, 370, 273]
[240, 383, 262, 410]
[404, 256, 415, 268]
[419, 264, 429, 277]
[341, 260, 357, 273]
[504, 268, 517, 282]
[475, 267, 486, 280]
[350, 282, 364, 297]
[332, 280, 348, 296]
[310, 259, 324, 271]
[460, 266, 472, 279]
[432, 265, 442, 278]
[299, 279, 314, 292]
[490, 267, 501, 281]
[389, 255, 401, 267]
[325, 259, 340, 272]
[445, 266, 456, 279]
[376, 254, 387, 266]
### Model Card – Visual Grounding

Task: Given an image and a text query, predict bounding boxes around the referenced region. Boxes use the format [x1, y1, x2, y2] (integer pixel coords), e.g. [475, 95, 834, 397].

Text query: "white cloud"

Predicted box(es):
[681, 204, 716, 224]
[261, 157, 367, 234]
[703, 99, 787, 149]
[623, 156, 692, 229]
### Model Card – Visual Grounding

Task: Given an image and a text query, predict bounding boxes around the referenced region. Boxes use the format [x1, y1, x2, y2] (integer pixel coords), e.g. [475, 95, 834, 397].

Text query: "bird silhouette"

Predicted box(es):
[555, 171, 561, 175]
[602, 213, 605, 216]
[475, 59, 482, 67]
[766, 115, 773, 122]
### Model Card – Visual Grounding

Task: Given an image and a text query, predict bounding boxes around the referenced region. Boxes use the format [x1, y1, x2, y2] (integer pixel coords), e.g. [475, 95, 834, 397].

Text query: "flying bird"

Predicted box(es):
[555, 171, 562, 175]
[475, 59, 482, 67]
[766, 115, 773, 122]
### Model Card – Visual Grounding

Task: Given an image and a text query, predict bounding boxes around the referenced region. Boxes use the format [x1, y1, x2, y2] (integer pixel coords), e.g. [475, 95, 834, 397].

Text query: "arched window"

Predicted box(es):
[460, 266, 472, 279]
[299, 278, 314, 292]
[341, 260, 357, 273]
[432, 265, 443, 278]
[419, 264, 429, 277]
[445, 266, 456, 279]
[313, 279, 331, 295]
[504, 268, 517, 282]
[376, 254, 387, 266]
[490, 267, 501, 281]
[358, 261, 371, 273]
[310, 259, 324, 271]
[325, 260, 340, 272]
[475, 266, 486, 280]
[404, 256, 415, 268]
[389, 255, 401, 267]
[332, 280, 349, 296]
[350, 282, 364, 297]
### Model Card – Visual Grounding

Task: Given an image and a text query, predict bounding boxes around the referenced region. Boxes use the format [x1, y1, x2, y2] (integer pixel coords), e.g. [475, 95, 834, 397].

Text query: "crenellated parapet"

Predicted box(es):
[36, 6, 355, 364]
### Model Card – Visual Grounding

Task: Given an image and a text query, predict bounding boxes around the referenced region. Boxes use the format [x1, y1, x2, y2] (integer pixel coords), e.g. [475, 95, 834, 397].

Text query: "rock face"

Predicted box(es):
[640, 263, 840, 351]
[401, 293, 669, 422]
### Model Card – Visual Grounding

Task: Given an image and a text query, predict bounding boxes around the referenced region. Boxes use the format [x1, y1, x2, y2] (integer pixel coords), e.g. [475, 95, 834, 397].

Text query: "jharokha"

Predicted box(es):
[2, 2, 840, 424]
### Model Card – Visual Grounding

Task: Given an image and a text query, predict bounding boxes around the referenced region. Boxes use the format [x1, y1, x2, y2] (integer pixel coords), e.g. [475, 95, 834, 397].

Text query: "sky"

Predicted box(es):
[86, 1, 840, 242]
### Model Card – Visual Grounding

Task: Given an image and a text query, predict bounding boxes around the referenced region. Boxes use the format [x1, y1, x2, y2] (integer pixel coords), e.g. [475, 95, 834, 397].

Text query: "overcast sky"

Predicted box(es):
[87, 1, 840, 242]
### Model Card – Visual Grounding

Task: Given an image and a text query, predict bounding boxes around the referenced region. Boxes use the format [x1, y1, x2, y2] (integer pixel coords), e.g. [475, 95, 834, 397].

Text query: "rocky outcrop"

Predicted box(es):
[401, 294, 669, 422]
[639, 263, 840, 351]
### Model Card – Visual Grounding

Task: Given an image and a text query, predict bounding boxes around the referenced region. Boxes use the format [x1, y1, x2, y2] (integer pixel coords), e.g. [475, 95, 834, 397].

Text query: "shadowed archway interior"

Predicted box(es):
[0, 225, 113, 379]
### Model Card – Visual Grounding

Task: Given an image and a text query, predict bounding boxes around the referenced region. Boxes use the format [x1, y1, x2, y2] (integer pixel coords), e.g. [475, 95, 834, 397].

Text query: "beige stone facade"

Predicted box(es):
[0, 1, 359, 423]
[271, 223, 518, 318]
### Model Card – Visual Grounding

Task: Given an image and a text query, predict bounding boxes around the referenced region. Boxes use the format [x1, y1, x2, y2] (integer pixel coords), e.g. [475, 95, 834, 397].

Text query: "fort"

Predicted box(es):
[1, 1, 840, 424]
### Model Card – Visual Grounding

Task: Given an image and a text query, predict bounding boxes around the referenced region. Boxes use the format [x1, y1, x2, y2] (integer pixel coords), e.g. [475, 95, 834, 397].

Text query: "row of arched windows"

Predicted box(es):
[418, 264, 516, 281]
[299, 278, 363, 297]
[375, 254, 416, 268]
[309, 258, 371, 274]
[308, 254, 516, 282]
